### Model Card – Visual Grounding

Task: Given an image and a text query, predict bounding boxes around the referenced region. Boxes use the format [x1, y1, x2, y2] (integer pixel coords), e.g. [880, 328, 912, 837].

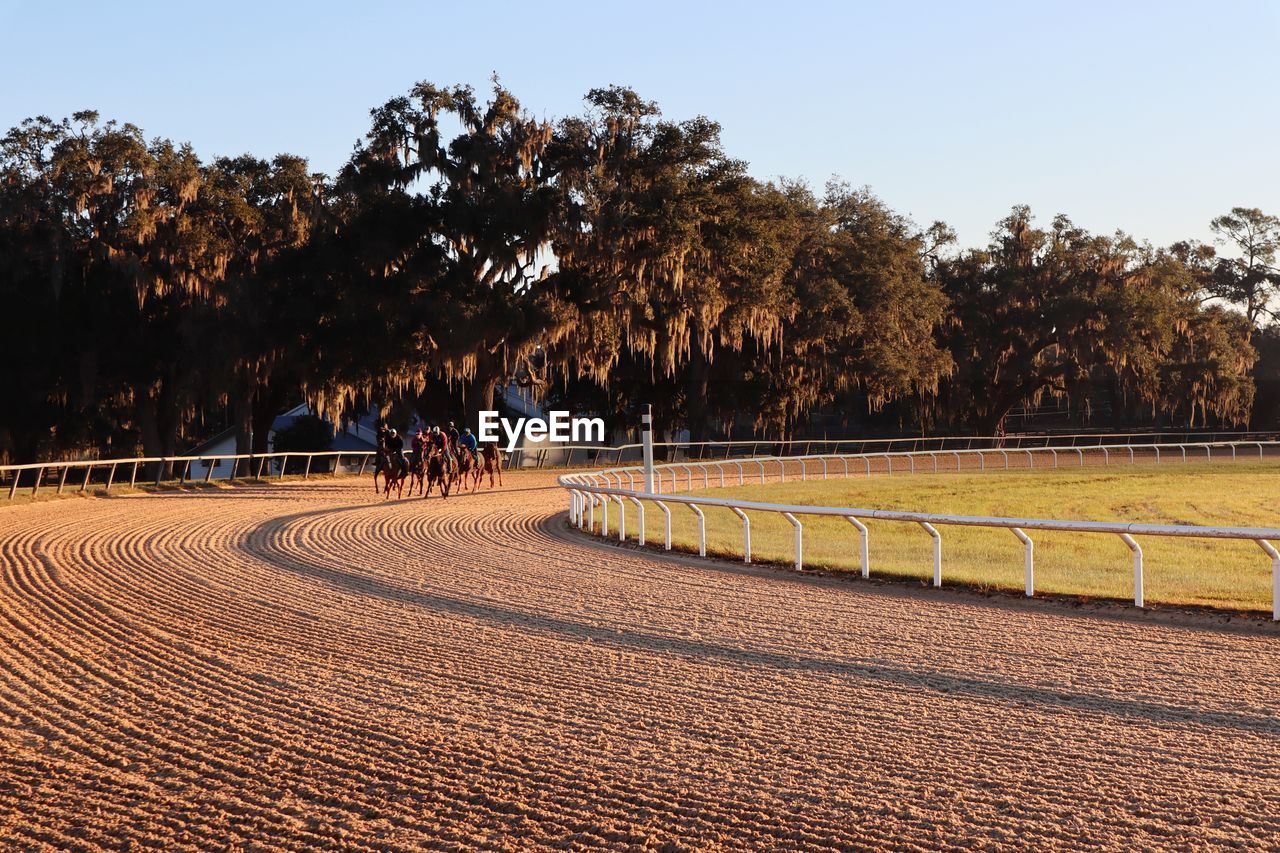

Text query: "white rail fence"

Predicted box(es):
[559, 440, 1280, 621]
[3, 430, 1278, 498]
[510, 430, 1280, 468]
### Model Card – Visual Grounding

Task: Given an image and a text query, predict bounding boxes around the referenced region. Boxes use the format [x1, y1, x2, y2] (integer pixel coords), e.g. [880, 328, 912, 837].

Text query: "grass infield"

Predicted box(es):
[609, 460, 1280, 613]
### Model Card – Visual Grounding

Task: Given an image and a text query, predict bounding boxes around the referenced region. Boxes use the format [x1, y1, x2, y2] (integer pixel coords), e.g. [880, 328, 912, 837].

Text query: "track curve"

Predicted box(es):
[0, 471, 1277, 849]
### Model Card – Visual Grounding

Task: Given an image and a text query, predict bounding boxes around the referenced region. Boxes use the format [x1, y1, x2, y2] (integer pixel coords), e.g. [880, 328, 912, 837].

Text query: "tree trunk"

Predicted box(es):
[685, 342, 711, 441]
[232, 380, 254, 476]
[251, 385, 286, 456]
[138, 380, 180, 480]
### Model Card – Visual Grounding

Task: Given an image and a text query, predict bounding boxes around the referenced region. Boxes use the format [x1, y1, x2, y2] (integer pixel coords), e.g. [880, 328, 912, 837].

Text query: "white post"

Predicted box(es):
[1012, 527, 1033, 596]
[1256, 539, 1279, 622]
[600, 494, 608, 537]
[689, 504, 706, 556]
[641, 404, 655, 494]
[1121, 533, 1143, 608]
[629, 497, 646, 545]
[921, 522, 942, 587]
[731, 507, 750, 563]
[615, 495, 626, 541]
[655, 500, 672, 550]
[782, 512, 803, 570]
[845, 516, 869, 579]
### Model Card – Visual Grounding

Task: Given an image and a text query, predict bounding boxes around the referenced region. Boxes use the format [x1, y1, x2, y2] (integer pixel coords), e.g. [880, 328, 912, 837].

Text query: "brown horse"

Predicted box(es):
[480, 443, 503, 489]
[453, 446, 480, 493]
[382, 453, 408, 499]
[407, 451, 426, 497]
[425, 448, 451, 498]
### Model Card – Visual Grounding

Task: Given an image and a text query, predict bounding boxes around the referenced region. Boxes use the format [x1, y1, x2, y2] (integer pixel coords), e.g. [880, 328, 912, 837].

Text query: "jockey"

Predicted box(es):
[386, 429, 407, 474]
[459, 427, 477, 456]
[446, 421, 461, 452]
[411, 428, 426, 467]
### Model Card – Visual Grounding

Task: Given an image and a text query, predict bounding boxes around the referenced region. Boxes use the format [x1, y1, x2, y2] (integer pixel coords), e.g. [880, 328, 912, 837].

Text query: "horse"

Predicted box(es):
[382, 453, 409, 500]
[453, 446, 479, 493]
[479, 443, 503, 489]
[407, 450, 426, 497]
[372, 448, 394, 493]
[425, 448, 451, 498]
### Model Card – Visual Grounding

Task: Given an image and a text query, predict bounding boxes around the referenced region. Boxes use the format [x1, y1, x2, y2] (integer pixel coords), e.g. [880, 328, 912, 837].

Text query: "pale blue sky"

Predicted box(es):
[3, 0, 1276, 248]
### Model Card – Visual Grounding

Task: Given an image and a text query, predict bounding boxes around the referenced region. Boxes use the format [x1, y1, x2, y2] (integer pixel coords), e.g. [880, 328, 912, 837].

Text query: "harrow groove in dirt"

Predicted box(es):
[0, 471, 1278, 849]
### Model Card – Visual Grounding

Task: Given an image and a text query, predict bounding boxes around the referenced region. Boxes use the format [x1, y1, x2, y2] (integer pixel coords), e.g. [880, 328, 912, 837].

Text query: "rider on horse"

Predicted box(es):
[411, 428, 427, 469]
[458, 426, 477, 464]
[386, 429, 408, 476]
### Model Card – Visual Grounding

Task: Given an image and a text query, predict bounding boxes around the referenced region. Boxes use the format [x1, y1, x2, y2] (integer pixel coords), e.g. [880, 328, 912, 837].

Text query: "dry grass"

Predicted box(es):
[612, 460, 1280, 612]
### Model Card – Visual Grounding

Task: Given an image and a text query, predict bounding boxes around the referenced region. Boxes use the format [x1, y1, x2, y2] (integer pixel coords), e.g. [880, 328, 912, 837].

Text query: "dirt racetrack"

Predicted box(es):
[1, 471, 1278, 850]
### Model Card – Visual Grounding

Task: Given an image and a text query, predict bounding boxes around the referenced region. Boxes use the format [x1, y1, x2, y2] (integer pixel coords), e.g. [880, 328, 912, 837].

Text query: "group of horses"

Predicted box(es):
[372, 443, 503, 499]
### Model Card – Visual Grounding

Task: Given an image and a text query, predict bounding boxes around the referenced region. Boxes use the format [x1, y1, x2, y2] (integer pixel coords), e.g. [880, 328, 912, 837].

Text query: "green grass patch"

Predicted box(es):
[606, 461, 1280, 613]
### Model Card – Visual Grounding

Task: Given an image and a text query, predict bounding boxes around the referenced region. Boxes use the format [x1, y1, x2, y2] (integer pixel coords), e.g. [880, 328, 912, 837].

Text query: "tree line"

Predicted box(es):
[2, 81, 1277, 464]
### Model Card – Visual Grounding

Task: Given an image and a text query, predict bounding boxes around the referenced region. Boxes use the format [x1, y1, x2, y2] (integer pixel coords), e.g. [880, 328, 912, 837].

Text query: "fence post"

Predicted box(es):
[1255, 540, 1279, 621]
[615, 495, 627, 542]
[303, 455, 313, 480]
[81, 464, 93, 493]
[1102, 447, 1109, 466]
[655, 500, 671, 550]
[599, 493, 608, 537]
[105, 463, 118, 493]
[130, 461, 139, 488]
[782, 512, 802, 570]
[689, 504, 706, 556]
[629, 497, 646, 546]
[1121, 533, 1143, 608]
[845, 516, 869, 578]
[731, 507, 750, 563]
[920, 522, 942, 586]
[1011, 528, 1033, 596]
[205, 459, 216, 483]
[7, 470, 19, 500]
[33, 467, 45, 497]
[59, 466, 70, 495]
[180, 460, 190, 484]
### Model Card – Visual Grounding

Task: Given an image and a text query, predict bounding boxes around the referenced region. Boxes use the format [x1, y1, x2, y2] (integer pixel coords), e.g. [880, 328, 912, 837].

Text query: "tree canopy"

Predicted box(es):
[0, 84, 1271, 464]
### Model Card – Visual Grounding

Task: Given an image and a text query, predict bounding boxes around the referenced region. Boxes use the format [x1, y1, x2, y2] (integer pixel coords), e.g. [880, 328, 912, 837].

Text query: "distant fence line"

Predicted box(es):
[4, 429, 1280, 500]
[559, 439, 1280, 621]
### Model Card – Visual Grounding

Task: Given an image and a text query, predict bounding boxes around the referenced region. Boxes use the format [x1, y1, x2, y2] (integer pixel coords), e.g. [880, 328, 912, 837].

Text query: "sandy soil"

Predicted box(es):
[0, 471, 1276, 850]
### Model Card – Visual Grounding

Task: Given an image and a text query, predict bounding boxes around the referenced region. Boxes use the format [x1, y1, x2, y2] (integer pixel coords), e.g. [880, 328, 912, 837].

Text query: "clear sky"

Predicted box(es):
[3, 0, 1277, 249]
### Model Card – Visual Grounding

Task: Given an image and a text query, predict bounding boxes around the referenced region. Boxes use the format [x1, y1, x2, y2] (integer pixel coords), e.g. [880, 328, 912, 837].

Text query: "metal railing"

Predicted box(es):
[508, 430, 1280, 468]
[558, 440, 1280, 621]
[0, 449, 384, 499]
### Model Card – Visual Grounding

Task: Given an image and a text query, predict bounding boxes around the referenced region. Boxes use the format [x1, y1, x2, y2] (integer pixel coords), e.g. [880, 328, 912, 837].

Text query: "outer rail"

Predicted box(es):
[560, 441, 1280, 621]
